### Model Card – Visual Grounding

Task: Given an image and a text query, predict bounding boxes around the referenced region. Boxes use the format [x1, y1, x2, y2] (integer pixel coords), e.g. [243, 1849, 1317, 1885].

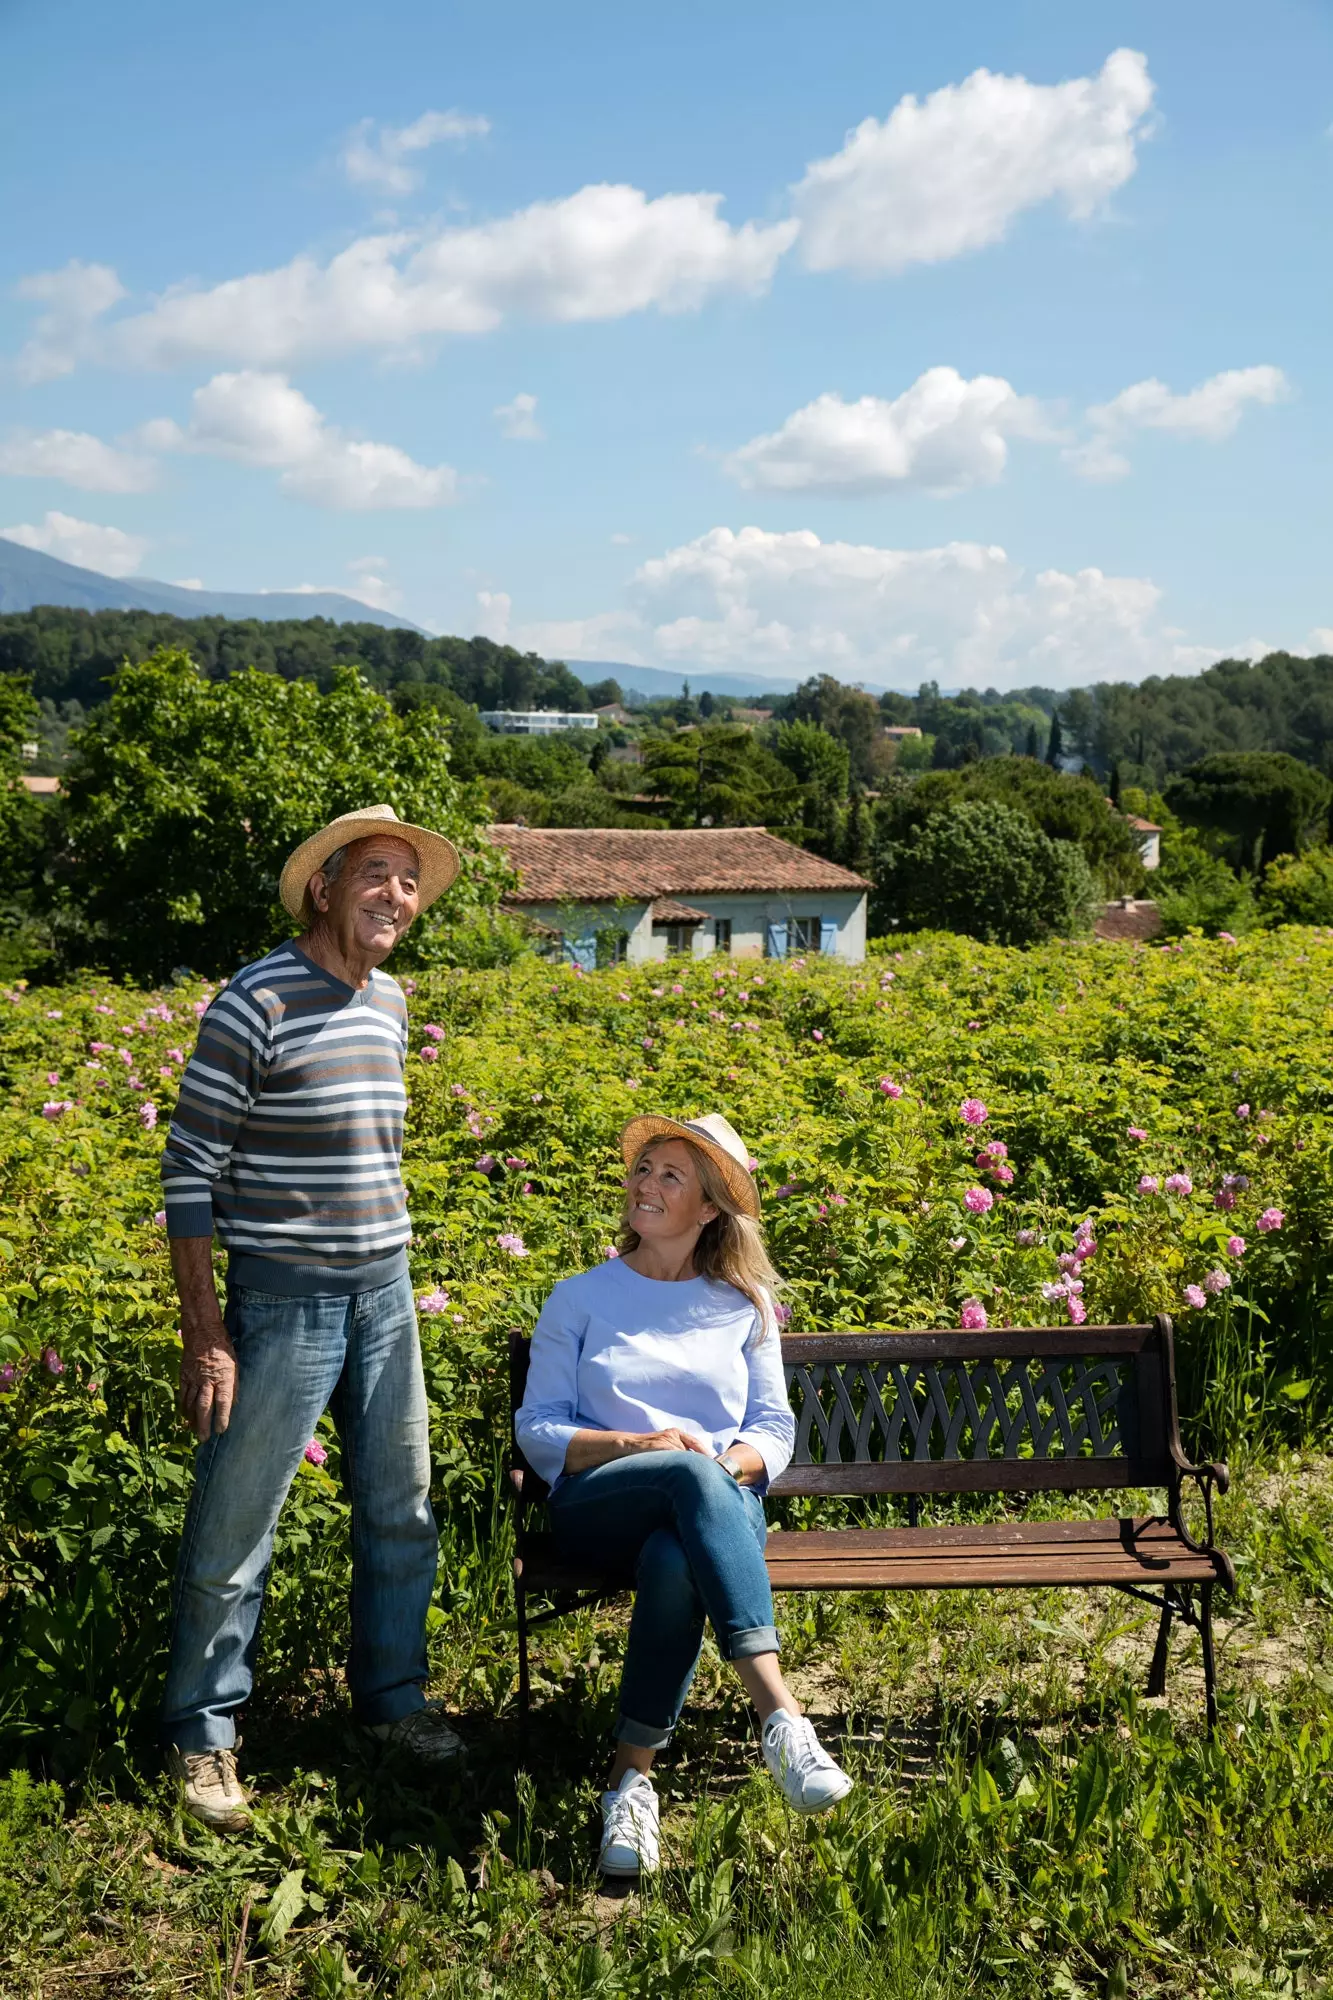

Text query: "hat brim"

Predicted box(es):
[620, 1115, 761, 1219]
[279, 816, 460, 923]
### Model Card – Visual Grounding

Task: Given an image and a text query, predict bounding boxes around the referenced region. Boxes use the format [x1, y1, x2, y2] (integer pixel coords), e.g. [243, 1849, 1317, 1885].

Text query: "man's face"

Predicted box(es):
[311, 835, 422, 963]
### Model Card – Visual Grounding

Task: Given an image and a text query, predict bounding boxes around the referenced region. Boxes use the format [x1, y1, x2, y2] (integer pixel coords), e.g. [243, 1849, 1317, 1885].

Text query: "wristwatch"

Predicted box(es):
[717, 1450, 745, 1482]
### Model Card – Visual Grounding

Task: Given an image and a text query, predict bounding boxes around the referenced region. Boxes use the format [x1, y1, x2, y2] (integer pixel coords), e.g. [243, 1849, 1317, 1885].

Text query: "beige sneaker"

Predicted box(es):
[365, 1700, 466, 1769]
[167, 1744, 251, 1831]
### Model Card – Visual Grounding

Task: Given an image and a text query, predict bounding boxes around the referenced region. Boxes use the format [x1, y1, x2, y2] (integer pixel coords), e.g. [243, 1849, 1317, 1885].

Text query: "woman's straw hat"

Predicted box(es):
[279, 804, 460, 924]
[620, 1112, 760, 1219]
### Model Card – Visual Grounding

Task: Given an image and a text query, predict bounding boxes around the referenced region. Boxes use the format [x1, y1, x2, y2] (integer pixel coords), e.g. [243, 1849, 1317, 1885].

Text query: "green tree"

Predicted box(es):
[640, 725, 796, 829]
[1045, 708, 1064, 768]
[0, 674, 54, 978]
[1256, 846, 1333, 927]
[773, 719, 850, 855]
[1165, 751, 1333, 873]
[872, 800, 1096, 946]
[57, 649, 505, 981]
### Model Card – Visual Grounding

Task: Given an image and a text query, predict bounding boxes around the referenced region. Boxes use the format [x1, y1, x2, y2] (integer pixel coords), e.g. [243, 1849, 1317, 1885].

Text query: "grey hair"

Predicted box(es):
[319, 844, 349, 888]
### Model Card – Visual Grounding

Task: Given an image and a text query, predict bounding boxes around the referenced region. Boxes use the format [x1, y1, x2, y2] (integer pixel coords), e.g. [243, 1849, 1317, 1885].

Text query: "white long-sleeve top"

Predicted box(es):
[515, 1258, 795, 1493]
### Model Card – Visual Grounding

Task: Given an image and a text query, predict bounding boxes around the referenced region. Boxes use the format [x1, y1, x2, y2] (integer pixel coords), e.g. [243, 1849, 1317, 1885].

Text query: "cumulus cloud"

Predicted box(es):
[494, 392, 543, 440]
[1069, 365, 1290, 479]
[0, 509, 149, 576]
[24, 190, 796, 376]
[14, 260, 126, 383]
[508, 523, 1229, 692]
[793, 48, 1154, 274]
[0, 427, 157, 492]
[342, 109, 490, 193]
[144, 371, 456, 508]
[723, 367, 1050, 494]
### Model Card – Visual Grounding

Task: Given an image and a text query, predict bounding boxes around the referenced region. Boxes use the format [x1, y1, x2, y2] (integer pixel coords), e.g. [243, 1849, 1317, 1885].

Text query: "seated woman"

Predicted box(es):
[516, 1111, 853, 1879]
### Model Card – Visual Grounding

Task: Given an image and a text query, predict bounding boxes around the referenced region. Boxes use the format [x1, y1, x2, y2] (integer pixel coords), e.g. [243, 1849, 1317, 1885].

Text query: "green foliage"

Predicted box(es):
[1166, 751, 1333, 873]
[873, 801, 1098, 946]
[874, 758, 1144, 897]
[640, 725, 798, 830]
[1258, 845, 1333, 926]
[53, 648, 506, 981]
[0, 675, 56, 981]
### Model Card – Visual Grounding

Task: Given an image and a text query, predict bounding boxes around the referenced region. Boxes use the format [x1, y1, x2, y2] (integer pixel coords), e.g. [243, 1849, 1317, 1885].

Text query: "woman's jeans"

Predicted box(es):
[161, 1273, 438, 1753]
[548, 1452, 779, 1749]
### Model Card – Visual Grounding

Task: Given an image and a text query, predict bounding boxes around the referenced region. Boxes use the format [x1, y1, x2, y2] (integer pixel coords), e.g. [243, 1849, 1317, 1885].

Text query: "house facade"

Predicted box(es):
[478, 710, 599, 735]
[488, 825, 871, 966]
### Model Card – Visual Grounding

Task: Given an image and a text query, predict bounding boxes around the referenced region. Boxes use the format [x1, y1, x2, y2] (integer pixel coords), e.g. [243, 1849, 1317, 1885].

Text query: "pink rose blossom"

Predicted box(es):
[1127, 1126, 1148, 1141]
[303, 1440, 328, 1467]
[41, 1101, 74, 1119]
[45, 1070, 59, 1086]
[505, 1156, 528, 1171]
[774, 1184, 794, 1199]
[154, 1210, 167, 1227]
[1214, 1188, 1237, 1211]
[960, 1098, 988, 1126]
[419, 1045, 439, 1062]
[422, 1023, 445, 1041]
[1163, 1173, 1193, 1196]
[43, 1347, 64, 1376]
[830, 1193, 847, 1207]
[1217, 931, 1237, 944]
[964, 1186, 994, 1214]
[1137, 1175, 1159, 1195]
[603, 1244, 619, 1259]
[879, 1077, 903, 1098]
[991, 1163, 1015, 1184]
[1257, 1208, 1284, 1233]
[811, 1029, 824, 1042]
[642, 1036, 655, 1049]
[1235, 1103, 1250, 1121]
[1067, 1297, 1088, 1325]
[474, 1155, 496, 1174]
[1016, 1229, 1039, 1248]
[1182, 1284, 1207, 1309]
[1204, 1268, 1231, 1295]
[959, 1300, 988, 1331]
[1226, 1236, 1246, 1258]
[418, 1290, 451, 1314]
[138, 1102, 158, 1131]
[497, 1232, 528, 1257]
[773, 1301, 792, 1326]
[94, 1004, 113, 1015]
[949, 1235, 966, 1251]
[451, 1083, 468, 1097]
[747, 1154, 759, 1171]
[671, 983, 683, 995]
[192, 999, 209, 1017]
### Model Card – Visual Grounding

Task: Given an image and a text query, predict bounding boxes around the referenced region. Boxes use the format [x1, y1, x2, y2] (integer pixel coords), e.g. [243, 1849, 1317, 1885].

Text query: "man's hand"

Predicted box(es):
[170, 1235, 237, 1440]
[179, 1325, 238, 1441]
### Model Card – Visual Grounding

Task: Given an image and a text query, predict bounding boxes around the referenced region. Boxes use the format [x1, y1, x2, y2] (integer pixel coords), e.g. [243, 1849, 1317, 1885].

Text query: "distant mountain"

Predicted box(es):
[0, 536, 424, 630]
[564, 658, 807, 701]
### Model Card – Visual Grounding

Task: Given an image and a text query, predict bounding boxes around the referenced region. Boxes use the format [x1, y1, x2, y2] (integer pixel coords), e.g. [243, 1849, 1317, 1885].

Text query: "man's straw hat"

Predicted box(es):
[279, 804, 460, 925]
[620, 1112, 760, 1219]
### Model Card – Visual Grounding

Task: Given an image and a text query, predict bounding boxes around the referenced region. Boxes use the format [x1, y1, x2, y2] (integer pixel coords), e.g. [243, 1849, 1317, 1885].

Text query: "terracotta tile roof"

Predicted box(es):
[1126, 815, 1162, 833]
[650, 896, 710, 923]
[487, 825, 871, 902]
[1095, 898, 1164, 943]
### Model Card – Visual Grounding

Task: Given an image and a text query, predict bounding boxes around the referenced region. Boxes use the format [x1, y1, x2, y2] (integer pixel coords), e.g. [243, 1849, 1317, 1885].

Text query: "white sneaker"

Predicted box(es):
[167, 1744, 251, 1832]
[366, 1700, 467, 1768]
[761, 1710, 854, 1814]
[599, 1770, 660, 1878]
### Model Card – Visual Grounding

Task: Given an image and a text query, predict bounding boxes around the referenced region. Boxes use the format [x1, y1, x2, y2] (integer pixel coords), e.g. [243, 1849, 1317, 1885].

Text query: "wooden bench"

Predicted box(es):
[507, 1315, 1234, 1734]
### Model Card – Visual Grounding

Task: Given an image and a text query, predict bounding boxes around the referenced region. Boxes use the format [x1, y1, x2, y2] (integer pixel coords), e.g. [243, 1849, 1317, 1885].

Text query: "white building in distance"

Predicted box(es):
[488, 824, 871, 967]
[479, 710, 599, 735]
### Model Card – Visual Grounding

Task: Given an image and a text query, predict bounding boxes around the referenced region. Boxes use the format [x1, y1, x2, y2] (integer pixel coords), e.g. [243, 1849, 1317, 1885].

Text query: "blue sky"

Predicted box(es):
[1, 0, 1330, 690]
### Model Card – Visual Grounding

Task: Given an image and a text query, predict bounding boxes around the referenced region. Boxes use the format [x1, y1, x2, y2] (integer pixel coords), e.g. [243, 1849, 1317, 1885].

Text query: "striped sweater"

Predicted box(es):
[161, 941, 412, 1295]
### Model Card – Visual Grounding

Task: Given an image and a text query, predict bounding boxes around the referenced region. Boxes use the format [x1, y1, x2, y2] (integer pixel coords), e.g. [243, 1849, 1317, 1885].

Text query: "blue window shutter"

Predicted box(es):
[819, 917, 838, 956]
[765, 919, 787, 959]
[566, 931, 597, 971]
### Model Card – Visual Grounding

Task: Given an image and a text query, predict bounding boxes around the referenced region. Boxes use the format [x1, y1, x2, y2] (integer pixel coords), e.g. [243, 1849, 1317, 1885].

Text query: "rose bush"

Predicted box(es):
[2, 924, 1332, 1766]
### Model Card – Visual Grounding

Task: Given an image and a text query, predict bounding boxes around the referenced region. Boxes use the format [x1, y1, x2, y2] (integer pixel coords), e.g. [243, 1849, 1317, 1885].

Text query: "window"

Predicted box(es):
[713, 918, 732, 954]
[595, 929, 629, 968]
[791, 916, 822, 953]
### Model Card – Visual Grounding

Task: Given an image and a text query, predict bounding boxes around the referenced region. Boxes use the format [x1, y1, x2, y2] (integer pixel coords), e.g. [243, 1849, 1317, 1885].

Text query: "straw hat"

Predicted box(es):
[279, 804, 460, 925]
[620, 1112, 760, 1219]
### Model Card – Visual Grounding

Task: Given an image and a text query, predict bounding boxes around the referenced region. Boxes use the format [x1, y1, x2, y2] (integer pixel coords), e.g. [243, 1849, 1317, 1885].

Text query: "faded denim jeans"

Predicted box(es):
[548, 1451, 778, 1749]
[161, 1273, 437, 1753]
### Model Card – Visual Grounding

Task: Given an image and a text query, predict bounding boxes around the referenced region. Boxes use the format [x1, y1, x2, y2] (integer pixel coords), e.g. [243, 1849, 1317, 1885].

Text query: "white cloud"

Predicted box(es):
[342, 109, 491, 193]
[793, 48, 1154, 274]
[475, 589, 513, 642]
[610, 532, 633, 545]
[172, 577, 205, 589]
[14, 260, 126, 382]
[1069, 364, 1290, 479]
[0, 509, 149, 576]
[723, 367, 1050, 495]
[146, 370, 456, 508]
[18, 187, 797, 376]
[508, 523, 1233, 692]
[1308, 628, 1333, 653]
[346, 555, 403, 611]
[0, 427, 157, 493]
[494, 391, 543, 441]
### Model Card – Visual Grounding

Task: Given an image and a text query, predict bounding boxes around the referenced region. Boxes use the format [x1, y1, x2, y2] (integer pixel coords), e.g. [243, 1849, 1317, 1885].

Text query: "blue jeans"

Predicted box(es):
[548, 1452, 779, 1750]
[161, 1273, 438, 1753]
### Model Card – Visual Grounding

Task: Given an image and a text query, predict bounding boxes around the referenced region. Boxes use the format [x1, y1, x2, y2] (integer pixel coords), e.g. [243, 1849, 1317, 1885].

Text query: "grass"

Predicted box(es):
[4, 1450, 1333, 2000]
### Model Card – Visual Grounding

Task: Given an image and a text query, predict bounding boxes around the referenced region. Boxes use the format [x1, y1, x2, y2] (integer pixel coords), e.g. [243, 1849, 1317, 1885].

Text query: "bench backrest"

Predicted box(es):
[508, 1317, 1183, 1504]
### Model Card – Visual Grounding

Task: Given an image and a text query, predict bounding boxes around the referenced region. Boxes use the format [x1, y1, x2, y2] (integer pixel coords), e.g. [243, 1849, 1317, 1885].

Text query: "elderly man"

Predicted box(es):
[159, 804, 462, 1830]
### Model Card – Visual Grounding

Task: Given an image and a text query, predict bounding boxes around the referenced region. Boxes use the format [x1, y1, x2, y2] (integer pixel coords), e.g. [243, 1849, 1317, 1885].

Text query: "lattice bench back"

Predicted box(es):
[508, 1317, 1184, 1505]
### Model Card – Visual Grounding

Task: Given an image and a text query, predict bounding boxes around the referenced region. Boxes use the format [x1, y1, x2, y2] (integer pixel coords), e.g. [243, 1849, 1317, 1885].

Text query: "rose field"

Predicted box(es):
[2, 929, 1333, 1998]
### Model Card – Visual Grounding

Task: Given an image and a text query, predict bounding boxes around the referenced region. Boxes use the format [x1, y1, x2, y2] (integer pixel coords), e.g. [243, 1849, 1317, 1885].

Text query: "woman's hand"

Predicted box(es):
[563, 1426, 709, 1473]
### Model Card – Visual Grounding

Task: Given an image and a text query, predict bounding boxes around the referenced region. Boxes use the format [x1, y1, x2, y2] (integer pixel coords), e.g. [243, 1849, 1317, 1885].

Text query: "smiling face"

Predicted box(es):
[624, 1138, 720, 1247]
[308, 833, 422, 967]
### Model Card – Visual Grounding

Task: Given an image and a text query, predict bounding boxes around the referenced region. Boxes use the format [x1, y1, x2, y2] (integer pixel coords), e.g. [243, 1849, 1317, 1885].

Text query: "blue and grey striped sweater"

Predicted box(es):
[161, 941, 412, 1295]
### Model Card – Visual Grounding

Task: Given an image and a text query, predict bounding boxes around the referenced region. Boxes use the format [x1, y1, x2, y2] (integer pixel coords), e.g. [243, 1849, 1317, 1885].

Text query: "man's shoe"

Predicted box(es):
[365, 1699, 467, 1768]
[761, 1710, 854, 1814]
[167, 1744, 251, 1832]
[599, 1770, 660, 1878]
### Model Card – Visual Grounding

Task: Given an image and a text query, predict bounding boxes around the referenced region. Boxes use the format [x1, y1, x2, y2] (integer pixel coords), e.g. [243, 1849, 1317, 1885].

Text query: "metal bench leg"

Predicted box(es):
[515, 1565, 531, 1753]
[1200, 1582, 1218, 1736]
[1146, 1588, 1175, 1697]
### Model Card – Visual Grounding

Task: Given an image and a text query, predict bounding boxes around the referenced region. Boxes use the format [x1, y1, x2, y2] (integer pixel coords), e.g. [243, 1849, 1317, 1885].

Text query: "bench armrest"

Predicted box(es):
[1168, 1445, 1229, 1554]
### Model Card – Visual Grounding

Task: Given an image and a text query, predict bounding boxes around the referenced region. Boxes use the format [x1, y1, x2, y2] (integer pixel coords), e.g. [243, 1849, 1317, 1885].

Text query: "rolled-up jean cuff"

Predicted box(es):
[722, 1623, 780, 1661]
[616, 1712, 676, 1751]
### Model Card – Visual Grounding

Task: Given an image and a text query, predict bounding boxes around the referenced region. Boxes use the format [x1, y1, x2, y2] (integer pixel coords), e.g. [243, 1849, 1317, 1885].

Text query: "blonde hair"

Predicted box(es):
[619, 1139, 783, 1334]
